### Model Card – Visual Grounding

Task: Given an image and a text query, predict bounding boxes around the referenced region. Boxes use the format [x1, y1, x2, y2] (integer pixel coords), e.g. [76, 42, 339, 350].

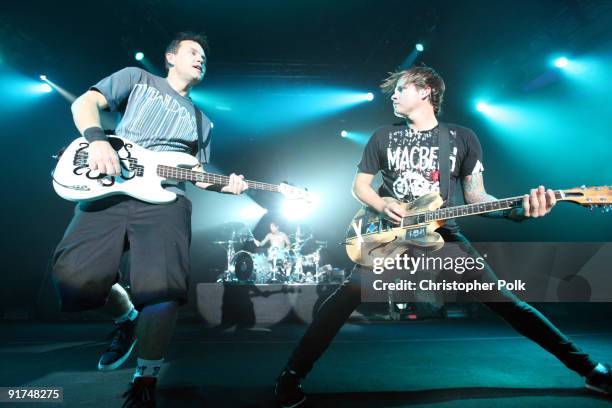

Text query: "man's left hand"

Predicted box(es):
[222, 173, 249, 195]
[522, 185, 556, 218]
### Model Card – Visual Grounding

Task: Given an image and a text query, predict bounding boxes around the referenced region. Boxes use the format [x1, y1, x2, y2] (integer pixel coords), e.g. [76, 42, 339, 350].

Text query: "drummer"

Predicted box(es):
[254, 222, 291, 259]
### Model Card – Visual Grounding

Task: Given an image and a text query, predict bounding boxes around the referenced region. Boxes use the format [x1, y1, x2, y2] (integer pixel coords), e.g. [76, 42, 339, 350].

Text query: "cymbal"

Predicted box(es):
[289, 234, 314, 240]
[213, 240, 241, 245]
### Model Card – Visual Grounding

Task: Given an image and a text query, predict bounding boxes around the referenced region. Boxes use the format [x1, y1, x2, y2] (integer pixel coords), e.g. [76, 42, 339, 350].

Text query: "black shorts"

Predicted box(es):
[52, 195, 192, 312]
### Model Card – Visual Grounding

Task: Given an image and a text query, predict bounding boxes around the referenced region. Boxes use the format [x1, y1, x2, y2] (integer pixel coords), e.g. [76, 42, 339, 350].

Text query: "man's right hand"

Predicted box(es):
[382, 200, 407, 224]
[88, 140, 121, 176]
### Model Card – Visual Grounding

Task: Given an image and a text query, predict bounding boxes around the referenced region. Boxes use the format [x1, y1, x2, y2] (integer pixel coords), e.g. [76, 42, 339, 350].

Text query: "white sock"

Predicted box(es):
[114, 306, 138, 324]
[132, 358, 163, 382]
[588, 362, 608, 377]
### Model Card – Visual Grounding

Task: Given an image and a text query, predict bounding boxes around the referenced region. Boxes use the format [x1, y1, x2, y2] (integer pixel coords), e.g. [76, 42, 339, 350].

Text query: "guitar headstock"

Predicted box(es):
[279, 183, 316, 202]
[561, 186, 612, 212]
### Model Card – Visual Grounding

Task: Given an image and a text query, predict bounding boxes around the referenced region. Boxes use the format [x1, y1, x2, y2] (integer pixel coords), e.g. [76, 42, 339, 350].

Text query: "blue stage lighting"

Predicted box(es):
[239, 204, 268, 220]
[192, 86, 376, 135]
[39, 83, 53, 93]
[282, 194, 319, 221]
[476, 101, 489, 113]
[340, 130, 348, 138]
[554, 57, 569, 68]
[365, 92, 374, 101]
[415, 43, 424, 52]
[39, 74, 47, 81]
[135, 52, 144, 61]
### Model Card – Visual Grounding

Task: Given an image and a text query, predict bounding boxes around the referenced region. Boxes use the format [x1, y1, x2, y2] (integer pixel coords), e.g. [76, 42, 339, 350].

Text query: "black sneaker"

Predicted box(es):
[275, 368, 306, 408]
[586, 363, 612, 395]
[98, 318, 138, 371]
[122, 377, 156, 408]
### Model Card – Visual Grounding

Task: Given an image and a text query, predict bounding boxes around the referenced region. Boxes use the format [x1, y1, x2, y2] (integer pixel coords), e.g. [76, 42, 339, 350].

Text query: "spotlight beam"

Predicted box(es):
[39, 76, 77, 102]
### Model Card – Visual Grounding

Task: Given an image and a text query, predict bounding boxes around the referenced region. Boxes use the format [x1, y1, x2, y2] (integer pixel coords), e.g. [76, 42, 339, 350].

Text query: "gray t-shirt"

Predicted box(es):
[91, 67, 212, 193]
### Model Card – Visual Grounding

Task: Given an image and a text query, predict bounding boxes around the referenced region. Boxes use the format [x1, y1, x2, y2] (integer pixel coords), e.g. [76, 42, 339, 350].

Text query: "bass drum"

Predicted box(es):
[231, 251, 270, 283]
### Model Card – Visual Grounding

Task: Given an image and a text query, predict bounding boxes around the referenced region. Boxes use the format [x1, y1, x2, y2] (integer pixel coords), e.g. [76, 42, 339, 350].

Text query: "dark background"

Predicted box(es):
[1, 0, 610, 318]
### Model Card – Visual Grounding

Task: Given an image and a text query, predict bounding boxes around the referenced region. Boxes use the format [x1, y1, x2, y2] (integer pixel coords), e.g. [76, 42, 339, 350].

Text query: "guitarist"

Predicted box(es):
[274, 65, 612, 407]
[52, 32, 248, 407]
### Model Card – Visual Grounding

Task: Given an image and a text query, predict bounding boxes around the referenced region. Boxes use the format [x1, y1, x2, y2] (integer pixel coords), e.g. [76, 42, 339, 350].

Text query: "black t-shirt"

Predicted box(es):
[357, 123, 484, 231]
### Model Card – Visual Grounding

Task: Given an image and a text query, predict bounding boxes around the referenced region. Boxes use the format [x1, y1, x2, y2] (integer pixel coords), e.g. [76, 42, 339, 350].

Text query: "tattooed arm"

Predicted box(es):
[462, 173, 496, 204]
[462, 173, 526, 221]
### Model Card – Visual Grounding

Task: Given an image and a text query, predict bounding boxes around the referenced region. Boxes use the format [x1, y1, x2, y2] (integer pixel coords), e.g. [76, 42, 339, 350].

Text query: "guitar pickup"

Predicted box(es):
[405, 227, 426, 239]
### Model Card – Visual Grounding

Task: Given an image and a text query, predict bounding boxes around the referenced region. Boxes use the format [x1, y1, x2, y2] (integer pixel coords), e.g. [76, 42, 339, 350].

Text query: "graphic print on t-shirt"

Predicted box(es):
[357, 123, 484, 207]
[386, 128, 459, 200]
[117, 83, 198, 152]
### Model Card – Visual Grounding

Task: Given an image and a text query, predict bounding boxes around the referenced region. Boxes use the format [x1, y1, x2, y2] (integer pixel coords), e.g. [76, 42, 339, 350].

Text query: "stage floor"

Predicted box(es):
[1, 318, 612, 407]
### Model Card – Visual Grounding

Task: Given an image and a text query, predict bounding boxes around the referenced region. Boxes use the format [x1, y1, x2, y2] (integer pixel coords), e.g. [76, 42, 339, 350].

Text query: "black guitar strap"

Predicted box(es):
[194, 106, 208, 159]
[193, 104, 223, 191]
[438, 122, 451, 203]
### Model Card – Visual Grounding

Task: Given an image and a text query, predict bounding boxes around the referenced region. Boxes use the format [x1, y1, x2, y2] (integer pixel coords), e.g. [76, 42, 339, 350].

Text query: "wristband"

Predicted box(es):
[83, 127, 109, 143]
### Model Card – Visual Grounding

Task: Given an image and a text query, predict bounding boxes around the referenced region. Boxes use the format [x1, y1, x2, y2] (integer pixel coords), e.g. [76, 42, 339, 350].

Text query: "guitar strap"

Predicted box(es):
[194, 106, 212, 160]
[437, 122, 451, 204]
[193, 104, 223, 191]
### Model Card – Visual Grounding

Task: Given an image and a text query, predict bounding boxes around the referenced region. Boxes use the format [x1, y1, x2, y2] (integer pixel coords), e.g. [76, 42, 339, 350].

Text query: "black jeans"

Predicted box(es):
[287, 230, 597, 378]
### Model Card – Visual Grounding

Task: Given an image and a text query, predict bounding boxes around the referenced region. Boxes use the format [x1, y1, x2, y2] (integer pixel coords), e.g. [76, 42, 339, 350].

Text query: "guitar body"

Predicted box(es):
[52, 136, 199, 204]
[344, 185, 612, 267]
[345, 194, 445, 268]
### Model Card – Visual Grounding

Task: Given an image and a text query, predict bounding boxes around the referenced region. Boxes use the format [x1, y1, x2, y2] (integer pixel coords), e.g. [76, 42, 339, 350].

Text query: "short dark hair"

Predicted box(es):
[164, 31, 209, 71]
[380, 65, 446, 115]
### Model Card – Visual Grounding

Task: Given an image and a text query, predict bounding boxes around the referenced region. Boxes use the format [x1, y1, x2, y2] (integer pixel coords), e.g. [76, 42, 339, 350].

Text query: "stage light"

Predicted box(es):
[473, 100, 520, 125]
[239, 204, 268, 220]
[476, 101, 489, 113]
[36, 76, 76, 101]
[192, 86, 376, 135]
[282, 197, 317, 221]
[135, 52, 144, 61]
[343, 130, 370, 145]
[281, 191, 319, 221]
[39, 83, 53, 93]
[415, 43, 424, 52]
[355, 92, 375, 102]
[554, 57, 569, 68]
[340, 130, 348, 138]
[210, 122, 214, 129]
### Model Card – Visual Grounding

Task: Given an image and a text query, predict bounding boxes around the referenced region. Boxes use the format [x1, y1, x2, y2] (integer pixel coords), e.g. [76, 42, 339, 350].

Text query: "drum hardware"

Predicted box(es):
[215, 222, 336, 284]
[267, 246, 289, 283]
[214, 232, 239, 282]
[215, 224, 261, 282]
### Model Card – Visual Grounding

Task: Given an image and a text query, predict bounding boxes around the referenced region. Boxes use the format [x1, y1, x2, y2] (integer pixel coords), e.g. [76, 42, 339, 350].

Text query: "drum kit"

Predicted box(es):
[214, 223, 331, 284]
